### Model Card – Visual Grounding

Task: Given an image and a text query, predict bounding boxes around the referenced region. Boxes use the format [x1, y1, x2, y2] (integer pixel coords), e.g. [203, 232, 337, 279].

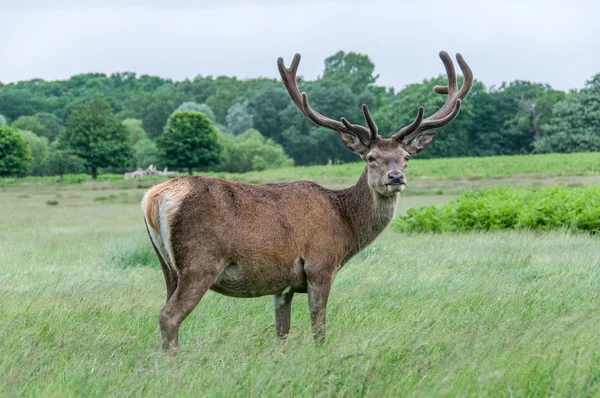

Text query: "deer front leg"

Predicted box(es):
[274, 287, 294, 340]
[306, 274, 332, 344]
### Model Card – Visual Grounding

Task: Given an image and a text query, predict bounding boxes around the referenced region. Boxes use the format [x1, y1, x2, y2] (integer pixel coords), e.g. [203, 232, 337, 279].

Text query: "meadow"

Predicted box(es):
[1, 153, 600, 396]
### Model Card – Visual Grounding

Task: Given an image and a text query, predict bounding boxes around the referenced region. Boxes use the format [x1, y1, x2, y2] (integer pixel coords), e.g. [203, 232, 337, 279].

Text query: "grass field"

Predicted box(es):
[4, 151, 600, 189]
[1, 160, 600, 397]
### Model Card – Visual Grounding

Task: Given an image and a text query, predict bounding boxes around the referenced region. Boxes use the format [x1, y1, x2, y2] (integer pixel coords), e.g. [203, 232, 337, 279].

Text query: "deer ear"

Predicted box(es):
[405, 132, 436, 155]
[338, 130, 370, 156]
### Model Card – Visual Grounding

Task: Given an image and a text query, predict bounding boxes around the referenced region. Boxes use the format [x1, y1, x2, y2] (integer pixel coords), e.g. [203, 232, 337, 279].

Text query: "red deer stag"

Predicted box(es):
[142, 51, 473, 350]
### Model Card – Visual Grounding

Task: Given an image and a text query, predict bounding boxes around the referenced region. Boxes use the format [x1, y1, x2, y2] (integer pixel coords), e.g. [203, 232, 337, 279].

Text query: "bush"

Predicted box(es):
[19, 130, 49, 176]
[393, 186, 600, 234]
[216, 129, 294, 173]
[0, 125, 32, 176]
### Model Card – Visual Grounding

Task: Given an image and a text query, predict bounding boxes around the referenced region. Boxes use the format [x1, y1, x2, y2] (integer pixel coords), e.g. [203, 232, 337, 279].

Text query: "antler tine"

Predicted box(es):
[362, 105, 378, 139]
[392, 106, 424, 142]
[277, 54, 308, 118]
[278, 54, 379, 143]
[455, 53, 473, 100]
[393, 52, 473, 144]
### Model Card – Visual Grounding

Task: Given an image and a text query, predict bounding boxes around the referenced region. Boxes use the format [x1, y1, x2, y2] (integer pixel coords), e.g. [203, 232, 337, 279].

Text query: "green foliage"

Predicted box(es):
[323, 51, 379, 94]
[18, 130, 49, 175]
[393, 186, 600, 233]
[122, 118, 147, 146]
[46, 143, 85, 182]
[0, 50, 597, 166]
[156, 111, 222, 174]
[133, 84, 191, 138]
[58, 97, 131, 178]
[225, 100, 254, 135]
[536, 75, 600, 153]
[204, 76, 246, 124]
[122, 118, 159, 169]
[177, 102, 215, 122]
[0, 125, 32, 176]
[12, 113, 63, 142]
[216, 129, 293, 173]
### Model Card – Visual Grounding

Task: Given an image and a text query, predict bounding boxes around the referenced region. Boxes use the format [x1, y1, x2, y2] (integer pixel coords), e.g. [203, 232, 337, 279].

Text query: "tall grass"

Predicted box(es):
[1, 184, 600, 396]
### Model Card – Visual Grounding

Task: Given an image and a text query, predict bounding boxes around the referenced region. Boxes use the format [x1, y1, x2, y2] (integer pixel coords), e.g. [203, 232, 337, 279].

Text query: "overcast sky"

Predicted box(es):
[1, 0, 598, 91]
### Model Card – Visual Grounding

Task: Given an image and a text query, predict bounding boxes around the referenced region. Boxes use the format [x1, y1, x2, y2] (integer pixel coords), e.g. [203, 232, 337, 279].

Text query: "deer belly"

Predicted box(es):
[211, 259, 306, 298]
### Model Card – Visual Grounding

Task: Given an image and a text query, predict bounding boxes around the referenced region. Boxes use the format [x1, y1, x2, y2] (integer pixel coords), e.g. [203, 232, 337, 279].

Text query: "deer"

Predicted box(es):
[142, 51, 473, 350]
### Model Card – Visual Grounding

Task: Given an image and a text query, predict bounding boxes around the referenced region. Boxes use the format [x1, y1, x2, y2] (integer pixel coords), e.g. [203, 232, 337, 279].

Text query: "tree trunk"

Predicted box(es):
[188, 167, 193, 176]
[91, 167, 98, 180]
[59, 174, 64, 184]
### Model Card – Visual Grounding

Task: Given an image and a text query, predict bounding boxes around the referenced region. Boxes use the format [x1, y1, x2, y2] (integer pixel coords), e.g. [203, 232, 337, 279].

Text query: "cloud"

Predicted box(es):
[1, 0, 598, 91]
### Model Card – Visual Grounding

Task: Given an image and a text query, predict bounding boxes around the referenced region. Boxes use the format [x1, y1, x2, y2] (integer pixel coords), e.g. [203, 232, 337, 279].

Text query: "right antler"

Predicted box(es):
[392, 51, 473, 144]
[277, 54, 379, 145]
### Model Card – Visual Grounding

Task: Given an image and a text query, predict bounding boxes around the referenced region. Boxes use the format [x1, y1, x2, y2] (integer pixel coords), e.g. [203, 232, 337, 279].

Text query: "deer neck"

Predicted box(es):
[336, 167, 398, 253]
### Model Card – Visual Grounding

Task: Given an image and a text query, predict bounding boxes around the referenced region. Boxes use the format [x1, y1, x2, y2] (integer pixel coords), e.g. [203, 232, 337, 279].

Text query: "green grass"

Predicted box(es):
[1, 183, 600, 396]
[3, 151, 600, 188]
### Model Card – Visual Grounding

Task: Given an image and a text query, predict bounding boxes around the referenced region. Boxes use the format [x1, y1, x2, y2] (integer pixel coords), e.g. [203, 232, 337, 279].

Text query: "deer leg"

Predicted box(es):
[306, 275, 332, 344]
[158, 257, 224, 351]
[274, 288, 294, 340]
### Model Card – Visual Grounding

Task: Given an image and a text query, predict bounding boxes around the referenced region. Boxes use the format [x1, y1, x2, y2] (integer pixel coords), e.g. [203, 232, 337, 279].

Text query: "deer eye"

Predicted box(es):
[405, 156, 410, 161]
[367, 155, 377, 164]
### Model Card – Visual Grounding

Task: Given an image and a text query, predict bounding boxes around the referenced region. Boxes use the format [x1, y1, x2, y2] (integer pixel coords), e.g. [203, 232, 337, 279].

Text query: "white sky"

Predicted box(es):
[1, 0, 599, 91]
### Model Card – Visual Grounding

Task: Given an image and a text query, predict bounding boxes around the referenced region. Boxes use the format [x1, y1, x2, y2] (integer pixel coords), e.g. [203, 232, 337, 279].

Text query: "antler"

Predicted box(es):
[392, 51, 473, 144]
[277, 54, 379, 145]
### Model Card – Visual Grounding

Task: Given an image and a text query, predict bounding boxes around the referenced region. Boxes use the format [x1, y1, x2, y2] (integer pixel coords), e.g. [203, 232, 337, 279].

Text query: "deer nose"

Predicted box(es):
[388, 171, 404, 181]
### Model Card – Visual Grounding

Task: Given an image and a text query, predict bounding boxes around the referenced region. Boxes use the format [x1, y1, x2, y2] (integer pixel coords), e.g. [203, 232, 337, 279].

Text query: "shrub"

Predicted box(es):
[0, 125, 32, 176]
[216, 129, 293, 173]
[393, 186, 600, 234]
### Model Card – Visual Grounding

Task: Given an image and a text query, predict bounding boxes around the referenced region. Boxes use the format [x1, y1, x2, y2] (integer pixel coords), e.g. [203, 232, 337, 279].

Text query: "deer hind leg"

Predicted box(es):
[274, 288, 294, 340]
[158, 254, 225, 351]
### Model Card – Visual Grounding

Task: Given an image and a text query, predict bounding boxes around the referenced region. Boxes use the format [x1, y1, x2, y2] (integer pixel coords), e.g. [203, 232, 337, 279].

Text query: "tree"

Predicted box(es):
[225, 101, 254, 135]
[0, 125, 32, 176]
[204, 76, 246, 124]
[247, 84, 289, 141]
[132, 84, 191, 138]
[156, 111, 222, 175]
[216, 129, 293, 173]
[323, 51, 379, 94]
[177, 102, 216, 122]
[536, 74, 600, 153]
[123, 118, 159, 169]
[34, 113, 64, 142]
[46, 143, 85, 183]
[58, 97, 131, 179]
[19, 130, 49, 175]
[12, 116, 48, 140]
[0, 114, 8, 128]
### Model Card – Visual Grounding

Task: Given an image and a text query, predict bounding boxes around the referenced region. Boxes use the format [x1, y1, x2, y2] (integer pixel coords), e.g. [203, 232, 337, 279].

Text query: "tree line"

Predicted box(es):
[1, 51, 599, 178]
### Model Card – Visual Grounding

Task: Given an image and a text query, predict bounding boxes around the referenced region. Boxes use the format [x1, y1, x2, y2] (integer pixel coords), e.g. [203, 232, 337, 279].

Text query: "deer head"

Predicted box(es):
[278, 51, 473, 196]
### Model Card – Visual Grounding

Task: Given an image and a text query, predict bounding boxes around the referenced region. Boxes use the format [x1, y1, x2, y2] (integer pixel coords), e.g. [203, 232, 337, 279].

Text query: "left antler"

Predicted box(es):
[392, 51, 473, 144]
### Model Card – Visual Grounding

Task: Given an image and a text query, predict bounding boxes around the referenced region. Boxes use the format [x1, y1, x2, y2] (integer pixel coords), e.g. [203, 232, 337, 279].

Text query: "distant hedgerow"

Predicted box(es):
[393, 186, 600, 233]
